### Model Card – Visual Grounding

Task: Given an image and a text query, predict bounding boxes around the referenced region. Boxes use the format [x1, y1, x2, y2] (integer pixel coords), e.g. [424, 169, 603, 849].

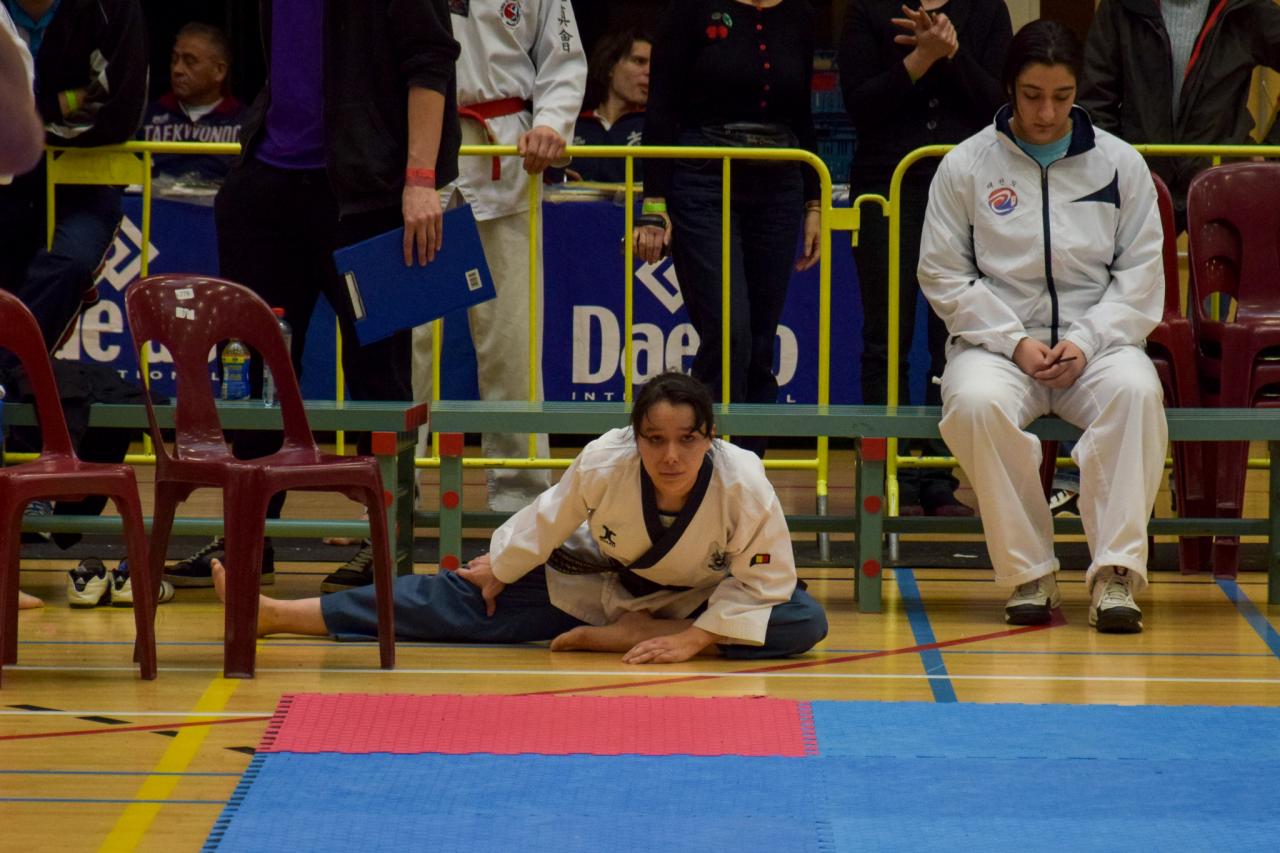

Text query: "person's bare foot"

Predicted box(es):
[211, 558, 275, 637]
[551, 610, 684, 653]
[18, 591, 43, 610]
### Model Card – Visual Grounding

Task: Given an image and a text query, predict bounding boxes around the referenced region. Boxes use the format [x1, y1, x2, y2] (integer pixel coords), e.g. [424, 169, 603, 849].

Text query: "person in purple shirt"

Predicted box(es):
[165, 0, 462, 592]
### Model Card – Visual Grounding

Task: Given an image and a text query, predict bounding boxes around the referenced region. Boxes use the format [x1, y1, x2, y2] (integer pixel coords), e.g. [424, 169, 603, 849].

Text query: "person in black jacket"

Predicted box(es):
[0, 0, 147, 353]
[1079, 0, 1280, 226]
[165, 0, 461, 591]
[838, 0, 1010, 515]
[635, 0, 821, 459]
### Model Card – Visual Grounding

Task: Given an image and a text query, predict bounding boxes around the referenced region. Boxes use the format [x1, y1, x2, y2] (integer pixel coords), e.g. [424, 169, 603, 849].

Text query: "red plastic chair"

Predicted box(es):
[124, 275, 395, 678]
[1186, 162, 1280, 577]
[0, 290, 156, 686]
[1143, 173, 1209, 573]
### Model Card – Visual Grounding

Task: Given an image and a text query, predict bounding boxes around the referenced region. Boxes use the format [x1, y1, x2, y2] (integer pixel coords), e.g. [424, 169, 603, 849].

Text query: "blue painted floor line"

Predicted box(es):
[894, 568, 958, 703]
[1217, 579, 1280, 662]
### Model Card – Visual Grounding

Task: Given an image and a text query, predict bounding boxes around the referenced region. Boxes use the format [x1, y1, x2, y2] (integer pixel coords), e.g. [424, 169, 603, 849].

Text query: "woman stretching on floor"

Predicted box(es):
[212, 371, 827, 664]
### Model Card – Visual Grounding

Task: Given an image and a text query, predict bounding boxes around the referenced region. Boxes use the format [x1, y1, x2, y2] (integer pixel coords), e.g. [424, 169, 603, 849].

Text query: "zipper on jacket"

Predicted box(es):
[1039, 163, 1059, 347]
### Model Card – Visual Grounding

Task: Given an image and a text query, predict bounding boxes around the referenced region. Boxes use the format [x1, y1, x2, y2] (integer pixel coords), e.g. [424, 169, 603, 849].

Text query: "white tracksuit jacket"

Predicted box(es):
[919, 104, 1164, 359]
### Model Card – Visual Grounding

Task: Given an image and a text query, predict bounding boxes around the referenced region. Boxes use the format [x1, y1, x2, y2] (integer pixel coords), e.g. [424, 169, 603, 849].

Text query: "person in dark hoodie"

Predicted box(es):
[1079, 0, 1280, 228]
[165, 0, 461, 593]
[0, 0, 147, 352]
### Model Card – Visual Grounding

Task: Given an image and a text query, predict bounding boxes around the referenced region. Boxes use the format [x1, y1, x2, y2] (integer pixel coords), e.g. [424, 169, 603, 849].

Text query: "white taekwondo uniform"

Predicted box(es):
[413, 0, 587, 511]
[490, 428, 798, 646]
[918, 104, 1168, 592]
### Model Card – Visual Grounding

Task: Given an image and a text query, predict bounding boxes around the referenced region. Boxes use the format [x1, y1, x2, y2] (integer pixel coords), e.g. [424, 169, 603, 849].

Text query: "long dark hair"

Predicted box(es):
[584, 28, 652, 112]
[630, 371, 715, 438]
[1001, 19, 1083, 97]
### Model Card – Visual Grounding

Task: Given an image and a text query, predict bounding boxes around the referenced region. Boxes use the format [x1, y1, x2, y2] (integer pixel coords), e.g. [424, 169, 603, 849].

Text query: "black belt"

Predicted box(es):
[545, 547, 694, 599]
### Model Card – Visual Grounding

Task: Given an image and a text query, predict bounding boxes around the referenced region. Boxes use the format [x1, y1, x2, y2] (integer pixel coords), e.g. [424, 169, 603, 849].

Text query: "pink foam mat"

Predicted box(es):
[258, 693, 818, 757]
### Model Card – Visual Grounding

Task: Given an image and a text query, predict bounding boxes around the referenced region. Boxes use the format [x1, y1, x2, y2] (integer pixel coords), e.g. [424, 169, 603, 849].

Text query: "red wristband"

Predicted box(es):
[405, 167, 436, 188]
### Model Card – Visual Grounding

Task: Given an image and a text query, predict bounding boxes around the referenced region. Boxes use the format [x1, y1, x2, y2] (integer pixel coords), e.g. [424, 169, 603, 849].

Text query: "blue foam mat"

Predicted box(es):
[205, 702, 1280, 852]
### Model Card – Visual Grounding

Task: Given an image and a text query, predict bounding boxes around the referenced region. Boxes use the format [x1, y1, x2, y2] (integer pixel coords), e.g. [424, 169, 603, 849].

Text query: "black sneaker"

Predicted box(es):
[164, 536, 275, 588]
[1049, 487, 1079, 517]
[321, 541, 374, 594]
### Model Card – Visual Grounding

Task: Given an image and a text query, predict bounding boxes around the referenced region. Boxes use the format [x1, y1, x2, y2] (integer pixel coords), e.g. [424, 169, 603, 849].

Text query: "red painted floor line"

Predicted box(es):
[528, 609, 1068, 696]
[0, 716, 273, 742]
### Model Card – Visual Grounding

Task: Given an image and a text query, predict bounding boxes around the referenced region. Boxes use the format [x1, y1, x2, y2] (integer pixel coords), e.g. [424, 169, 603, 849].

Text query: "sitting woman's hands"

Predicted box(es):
[457, 554, 507, 617]
[1012, 337, 1087, 389]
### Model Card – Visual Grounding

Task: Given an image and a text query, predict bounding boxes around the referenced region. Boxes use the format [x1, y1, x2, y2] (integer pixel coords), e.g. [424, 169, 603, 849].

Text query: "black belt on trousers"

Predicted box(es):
[545, 547, 694, 598]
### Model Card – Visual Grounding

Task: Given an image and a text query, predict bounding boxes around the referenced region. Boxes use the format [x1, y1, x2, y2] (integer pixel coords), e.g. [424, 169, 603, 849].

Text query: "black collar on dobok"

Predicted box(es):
[636, 452, 714, 569]
[995, 104, 1098, 161]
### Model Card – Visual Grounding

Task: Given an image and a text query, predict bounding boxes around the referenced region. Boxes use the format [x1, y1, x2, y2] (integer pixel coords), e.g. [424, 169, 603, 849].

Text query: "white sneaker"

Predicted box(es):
[1004, 573, 1061, 625]
[109, 560, 176, 607]
[1090, 567, 1143, 634]
[67, 558, 110, 608]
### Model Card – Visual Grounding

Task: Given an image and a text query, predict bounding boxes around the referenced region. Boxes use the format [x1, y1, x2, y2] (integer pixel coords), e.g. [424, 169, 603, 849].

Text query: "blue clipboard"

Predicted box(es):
[334, 204, 496, 345]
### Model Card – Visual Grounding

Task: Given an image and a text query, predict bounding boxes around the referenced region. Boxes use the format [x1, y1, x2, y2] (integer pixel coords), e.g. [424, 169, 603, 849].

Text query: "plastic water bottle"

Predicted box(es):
[220, 340, 251, 400]
[263, 307, 293, 406]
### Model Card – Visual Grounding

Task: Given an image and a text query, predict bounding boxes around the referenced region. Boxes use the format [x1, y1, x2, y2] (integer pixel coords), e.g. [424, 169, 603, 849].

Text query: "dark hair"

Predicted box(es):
[176, 21, 233, 67]
[630, 371, 715, 438]
[1001, 19, 1083, 97]
[585, 28, 652, 112]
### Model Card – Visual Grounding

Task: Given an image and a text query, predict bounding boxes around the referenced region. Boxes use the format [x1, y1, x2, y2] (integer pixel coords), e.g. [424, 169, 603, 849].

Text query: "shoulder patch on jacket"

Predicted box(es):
[1072, 170, 1121, 208]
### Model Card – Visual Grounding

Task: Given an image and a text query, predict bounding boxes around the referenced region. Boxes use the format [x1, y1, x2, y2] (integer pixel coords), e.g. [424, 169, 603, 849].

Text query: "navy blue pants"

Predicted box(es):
[320, 567, 828, 659]
[0, 164, 121, 355]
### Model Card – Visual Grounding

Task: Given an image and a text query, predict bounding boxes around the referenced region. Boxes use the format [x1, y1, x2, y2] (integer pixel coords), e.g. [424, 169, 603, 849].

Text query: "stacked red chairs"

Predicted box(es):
[1185, 162, 1280, 577]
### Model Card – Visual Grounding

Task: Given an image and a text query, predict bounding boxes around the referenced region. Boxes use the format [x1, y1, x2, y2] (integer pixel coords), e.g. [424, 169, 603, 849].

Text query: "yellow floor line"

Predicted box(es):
[97, 677, 242, 852]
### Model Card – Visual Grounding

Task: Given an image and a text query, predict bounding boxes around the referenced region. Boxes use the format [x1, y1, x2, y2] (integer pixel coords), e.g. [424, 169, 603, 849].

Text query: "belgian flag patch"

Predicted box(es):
[750, 553, 770, 565]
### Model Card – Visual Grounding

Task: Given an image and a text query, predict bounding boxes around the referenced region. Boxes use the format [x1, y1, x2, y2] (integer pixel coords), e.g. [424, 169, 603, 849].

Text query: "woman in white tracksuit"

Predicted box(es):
[917, 20, 1167, 633]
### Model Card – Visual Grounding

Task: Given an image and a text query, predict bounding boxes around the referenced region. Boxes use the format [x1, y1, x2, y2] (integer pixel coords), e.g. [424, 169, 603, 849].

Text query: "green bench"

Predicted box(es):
[428, 401, 1280, 611]
[4, 400, 426, 576]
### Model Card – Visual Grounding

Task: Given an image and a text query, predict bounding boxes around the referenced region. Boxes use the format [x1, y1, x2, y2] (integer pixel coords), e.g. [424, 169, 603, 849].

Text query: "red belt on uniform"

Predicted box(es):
[458, 96, 532, 180]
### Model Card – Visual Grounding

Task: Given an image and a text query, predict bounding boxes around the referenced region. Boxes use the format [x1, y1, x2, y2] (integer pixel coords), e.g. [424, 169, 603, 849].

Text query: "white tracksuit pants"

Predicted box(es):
[939, 344, 1167, 592]
[412, 208, 551, 513]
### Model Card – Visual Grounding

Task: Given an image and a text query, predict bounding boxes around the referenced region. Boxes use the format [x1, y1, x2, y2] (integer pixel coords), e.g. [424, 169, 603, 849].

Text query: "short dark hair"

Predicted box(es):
[176, 21, 233, 67]
[1001, 19, 1083, 97]
[630, 371, 715, 439]
[585, 28, 651, 111]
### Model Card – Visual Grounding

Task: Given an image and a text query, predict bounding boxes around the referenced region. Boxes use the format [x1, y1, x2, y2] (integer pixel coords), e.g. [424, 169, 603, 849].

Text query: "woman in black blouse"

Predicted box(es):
[635, 0, 821, 456]
[838, 0, 1010, 513]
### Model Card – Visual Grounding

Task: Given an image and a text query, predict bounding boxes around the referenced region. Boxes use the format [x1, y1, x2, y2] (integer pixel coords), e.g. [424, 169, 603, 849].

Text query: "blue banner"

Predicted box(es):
[57, 194, 941, 406]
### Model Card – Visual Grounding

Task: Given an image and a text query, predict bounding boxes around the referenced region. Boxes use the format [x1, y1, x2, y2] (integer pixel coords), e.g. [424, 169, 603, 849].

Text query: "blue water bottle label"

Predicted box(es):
[221, 351, 250, 400]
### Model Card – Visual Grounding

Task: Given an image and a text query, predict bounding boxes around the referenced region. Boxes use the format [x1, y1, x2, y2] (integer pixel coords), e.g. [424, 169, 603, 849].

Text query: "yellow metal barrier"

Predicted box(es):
[30, 141, 840, 516]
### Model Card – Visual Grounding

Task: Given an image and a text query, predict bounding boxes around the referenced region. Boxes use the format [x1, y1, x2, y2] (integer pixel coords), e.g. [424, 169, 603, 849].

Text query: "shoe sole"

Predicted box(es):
[1004, 605, 1053, 625]
[69, 596, 107, 608]
[113, 582, 177, 607]
[1090, 607, 1143, 634]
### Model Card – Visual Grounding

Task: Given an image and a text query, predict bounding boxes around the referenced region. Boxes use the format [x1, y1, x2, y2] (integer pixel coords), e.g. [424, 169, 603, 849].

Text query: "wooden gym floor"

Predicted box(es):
[3, 446, 1278, 851]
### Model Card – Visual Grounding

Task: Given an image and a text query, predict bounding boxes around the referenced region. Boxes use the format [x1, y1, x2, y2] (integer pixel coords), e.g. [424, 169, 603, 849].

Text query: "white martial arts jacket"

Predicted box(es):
[448, 0, 585, 220]
[0, 4, 34, 185]
[488, 429, 797, 646]
[918, 105, 1164, 362]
